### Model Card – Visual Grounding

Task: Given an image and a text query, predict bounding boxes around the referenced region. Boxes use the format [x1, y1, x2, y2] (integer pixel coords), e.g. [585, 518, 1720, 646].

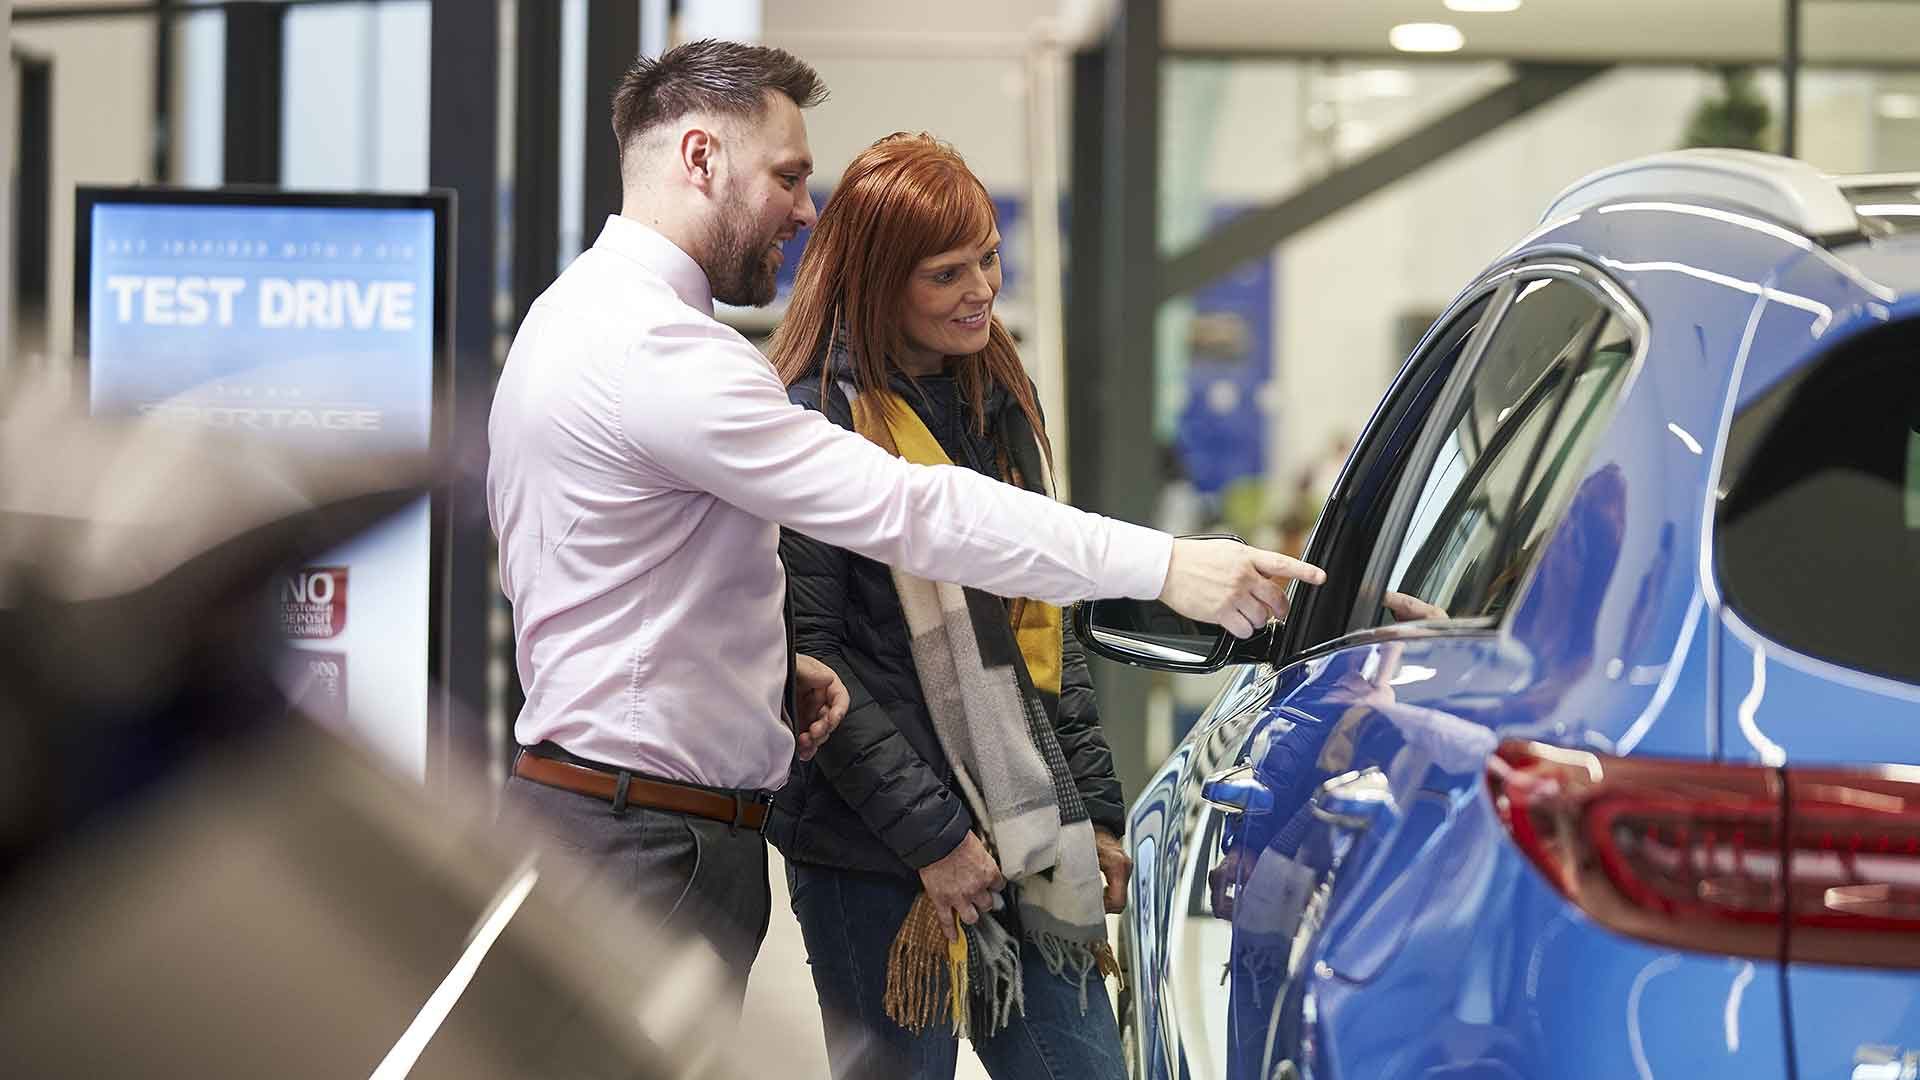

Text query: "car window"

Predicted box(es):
[1373, 276, 1628, 626]
[1285, 294, 1494, 652]
[1717, 317, 1920, 684]
[1489, 314, 1634, 605]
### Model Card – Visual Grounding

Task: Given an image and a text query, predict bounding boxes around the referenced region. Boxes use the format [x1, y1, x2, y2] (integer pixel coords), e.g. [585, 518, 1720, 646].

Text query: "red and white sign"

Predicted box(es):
[281, 566, 349, 639]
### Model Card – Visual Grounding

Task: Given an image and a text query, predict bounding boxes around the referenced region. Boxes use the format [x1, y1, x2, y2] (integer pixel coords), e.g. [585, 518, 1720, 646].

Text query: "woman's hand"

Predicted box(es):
[917, 833, 1006, 941]
[1383, 591, 1449, 622]
[1094, 827, 1133, 913]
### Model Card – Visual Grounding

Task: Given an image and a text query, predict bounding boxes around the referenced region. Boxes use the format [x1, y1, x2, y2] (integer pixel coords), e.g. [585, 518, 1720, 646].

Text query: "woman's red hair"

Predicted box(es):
[768, 132, 1053, 483]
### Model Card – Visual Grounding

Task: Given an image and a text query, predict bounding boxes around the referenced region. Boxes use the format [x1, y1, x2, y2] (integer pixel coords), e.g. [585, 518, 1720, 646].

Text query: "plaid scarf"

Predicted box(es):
[840, 377, 1116, 1039]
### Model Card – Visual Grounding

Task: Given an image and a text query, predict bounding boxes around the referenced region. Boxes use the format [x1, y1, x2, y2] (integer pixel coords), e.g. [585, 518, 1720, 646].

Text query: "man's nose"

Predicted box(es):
[794, 189, 817, 231]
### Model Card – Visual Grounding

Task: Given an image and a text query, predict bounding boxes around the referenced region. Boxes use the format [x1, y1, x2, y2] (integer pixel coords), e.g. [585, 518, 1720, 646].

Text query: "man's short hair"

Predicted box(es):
[612, 40, 827, 162]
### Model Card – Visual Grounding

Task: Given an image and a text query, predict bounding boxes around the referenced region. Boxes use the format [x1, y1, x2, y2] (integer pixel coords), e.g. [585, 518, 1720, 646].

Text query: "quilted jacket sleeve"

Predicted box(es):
[781, 381, 973, 869]
[1056, 622, 1127, 836]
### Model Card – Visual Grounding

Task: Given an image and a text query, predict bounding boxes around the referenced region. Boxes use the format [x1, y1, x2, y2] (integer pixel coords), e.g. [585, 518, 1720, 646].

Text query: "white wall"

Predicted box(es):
[794, 54, 1033, 193]
[12, 9, 156, 374]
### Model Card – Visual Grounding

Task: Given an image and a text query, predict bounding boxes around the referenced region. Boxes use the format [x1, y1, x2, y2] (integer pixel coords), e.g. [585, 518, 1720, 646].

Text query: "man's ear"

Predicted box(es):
[679, 126, 719, 193]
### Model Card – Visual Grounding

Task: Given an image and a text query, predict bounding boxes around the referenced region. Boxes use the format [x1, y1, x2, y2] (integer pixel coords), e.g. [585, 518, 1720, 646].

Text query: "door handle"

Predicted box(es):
[1201, 763, 1273, 816]
[1310, 767, 1397, 831]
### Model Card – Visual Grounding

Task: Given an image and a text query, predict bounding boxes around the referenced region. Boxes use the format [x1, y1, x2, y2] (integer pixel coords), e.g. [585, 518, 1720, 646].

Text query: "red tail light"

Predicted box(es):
[1487, 740, 1920, 968]
[1779, 766, 1920, 966]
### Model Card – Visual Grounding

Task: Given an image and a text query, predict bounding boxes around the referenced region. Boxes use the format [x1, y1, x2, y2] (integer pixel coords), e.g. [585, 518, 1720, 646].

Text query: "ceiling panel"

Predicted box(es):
[1167, 0, 1920, 66]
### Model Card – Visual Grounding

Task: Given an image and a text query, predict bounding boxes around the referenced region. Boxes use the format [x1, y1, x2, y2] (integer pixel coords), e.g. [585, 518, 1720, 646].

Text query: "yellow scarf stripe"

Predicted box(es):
[853, 390, 1062, 698]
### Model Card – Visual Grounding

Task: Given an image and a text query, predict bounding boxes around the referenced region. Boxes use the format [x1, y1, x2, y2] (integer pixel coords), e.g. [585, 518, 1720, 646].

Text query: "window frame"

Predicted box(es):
[1275, 284, 1507, 660]
[1281, 257, 1648, 665]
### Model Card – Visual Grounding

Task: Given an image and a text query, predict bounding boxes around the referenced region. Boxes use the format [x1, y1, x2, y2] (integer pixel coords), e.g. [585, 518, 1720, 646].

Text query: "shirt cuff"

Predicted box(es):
[1102, 518, 1175, 601]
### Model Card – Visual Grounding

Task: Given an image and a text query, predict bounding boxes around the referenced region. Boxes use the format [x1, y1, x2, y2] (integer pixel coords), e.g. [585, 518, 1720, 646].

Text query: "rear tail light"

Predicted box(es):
[1487, 740, 1920, 968]
[1778, 767, 1920, 966]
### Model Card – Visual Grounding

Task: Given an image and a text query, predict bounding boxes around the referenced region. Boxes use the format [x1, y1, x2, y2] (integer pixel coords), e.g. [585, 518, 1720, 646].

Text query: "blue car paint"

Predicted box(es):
[1124, 200, 1920, 1080]
[1704, 239, 1920, 1080]
[1783, 964, 1920, 1080]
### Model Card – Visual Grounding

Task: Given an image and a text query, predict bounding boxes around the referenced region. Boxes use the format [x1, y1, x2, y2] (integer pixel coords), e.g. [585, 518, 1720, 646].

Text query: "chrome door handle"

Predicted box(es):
[1310, 767, 1396, 831]
[1201, 763, 1273, 816]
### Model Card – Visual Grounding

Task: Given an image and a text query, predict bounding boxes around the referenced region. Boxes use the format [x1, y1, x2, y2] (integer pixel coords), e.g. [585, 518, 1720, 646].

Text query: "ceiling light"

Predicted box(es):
[1445, 0, 1522, 11]
[1878, 92, 1920, 121]
[1390, 22, 1465, 53]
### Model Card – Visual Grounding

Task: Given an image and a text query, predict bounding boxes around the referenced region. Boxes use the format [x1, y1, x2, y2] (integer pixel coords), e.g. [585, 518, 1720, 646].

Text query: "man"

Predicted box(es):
[486, 40, 1324, 1000]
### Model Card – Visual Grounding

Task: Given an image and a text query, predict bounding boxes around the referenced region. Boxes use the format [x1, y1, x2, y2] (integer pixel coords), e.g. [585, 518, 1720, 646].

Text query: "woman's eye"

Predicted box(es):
[982, 248, 999, 267]
[933, 271, 956, 284]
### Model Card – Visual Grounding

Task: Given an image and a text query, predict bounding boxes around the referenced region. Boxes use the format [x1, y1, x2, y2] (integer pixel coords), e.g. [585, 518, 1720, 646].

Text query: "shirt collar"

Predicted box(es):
[593, 215, 714, 317]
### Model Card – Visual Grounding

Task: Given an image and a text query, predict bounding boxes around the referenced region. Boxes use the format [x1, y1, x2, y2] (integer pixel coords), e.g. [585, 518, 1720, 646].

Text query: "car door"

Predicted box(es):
[1199, 264, 1640, 1080]
[1122, 285, 1500, 1080]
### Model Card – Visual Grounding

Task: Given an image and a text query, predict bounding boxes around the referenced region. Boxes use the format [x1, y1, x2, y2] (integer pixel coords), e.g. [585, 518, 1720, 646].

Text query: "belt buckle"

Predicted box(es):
[730, 790, 774, 835]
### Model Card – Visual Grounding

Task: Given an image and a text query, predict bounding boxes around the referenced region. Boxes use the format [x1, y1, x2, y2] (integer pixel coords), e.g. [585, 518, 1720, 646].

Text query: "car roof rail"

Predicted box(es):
[1540, 148, 1861, 241]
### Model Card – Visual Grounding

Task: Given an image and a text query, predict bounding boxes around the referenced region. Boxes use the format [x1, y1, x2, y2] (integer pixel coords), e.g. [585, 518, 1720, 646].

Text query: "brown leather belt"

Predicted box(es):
[512, 753, 771, 831]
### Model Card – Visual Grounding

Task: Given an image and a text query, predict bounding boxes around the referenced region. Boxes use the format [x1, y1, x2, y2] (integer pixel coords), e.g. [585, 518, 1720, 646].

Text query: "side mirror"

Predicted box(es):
[1069, 533, 1283, 673]
[1070, 597, 1236, 672]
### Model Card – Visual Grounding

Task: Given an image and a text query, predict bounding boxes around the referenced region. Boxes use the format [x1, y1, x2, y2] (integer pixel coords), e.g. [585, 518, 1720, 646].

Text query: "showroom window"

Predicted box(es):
[1717, 318, 1920, 685]
[1375, 275, 1632, 625]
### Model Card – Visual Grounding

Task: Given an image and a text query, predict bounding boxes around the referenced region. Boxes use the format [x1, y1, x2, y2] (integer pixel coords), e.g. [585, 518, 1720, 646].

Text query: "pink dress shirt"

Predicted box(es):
[487, 217, 1173, 791]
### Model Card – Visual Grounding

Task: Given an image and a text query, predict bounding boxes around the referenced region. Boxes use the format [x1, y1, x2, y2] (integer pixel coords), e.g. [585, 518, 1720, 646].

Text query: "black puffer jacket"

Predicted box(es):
[766, 352, 1126, 881]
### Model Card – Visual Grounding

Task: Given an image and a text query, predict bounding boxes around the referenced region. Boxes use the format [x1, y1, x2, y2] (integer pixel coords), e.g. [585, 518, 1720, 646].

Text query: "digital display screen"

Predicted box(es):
[80, 193, 444, 779]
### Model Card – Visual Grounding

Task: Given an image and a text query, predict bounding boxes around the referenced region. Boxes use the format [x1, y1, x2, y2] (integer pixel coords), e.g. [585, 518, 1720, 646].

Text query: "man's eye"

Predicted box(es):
[780, 174, 800, 189]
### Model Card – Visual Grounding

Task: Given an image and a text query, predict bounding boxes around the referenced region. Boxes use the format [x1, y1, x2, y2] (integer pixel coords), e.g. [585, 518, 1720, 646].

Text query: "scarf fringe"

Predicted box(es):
[1031, 930, 1122, 1013]
[883, 895, 957, 1034]
[884, 895, 1035, 1039]
[971, 911, 1025, 1036]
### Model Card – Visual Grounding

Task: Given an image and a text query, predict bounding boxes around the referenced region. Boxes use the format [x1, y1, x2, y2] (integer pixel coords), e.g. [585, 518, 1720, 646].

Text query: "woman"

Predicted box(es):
[765, 132, 1131, 1080]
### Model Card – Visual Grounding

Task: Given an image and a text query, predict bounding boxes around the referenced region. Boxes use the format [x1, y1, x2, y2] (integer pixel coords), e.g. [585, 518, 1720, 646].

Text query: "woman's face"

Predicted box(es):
[898, 228, 1002, 371]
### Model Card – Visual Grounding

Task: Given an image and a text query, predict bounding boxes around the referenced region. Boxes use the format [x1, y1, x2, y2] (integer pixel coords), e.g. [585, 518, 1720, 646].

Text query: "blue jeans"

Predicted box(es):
[787, 863, 1128, 1080]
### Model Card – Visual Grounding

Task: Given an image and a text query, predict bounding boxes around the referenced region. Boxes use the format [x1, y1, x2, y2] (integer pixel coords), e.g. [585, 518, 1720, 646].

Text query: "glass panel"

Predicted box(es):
[1379, 277, 1612, 624]
[1718, 319, 1920, 685]
[1085, 598, 1221, 667]
[1490, 313, 1634, 614]
[281, 1, 430, 191]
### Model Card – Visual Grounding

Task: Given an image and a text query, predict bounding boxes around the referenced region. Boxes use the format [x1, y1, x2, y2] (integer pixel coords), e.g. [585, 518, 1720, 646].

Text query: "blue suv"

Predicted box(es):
[1077, 150, 1920, 1080]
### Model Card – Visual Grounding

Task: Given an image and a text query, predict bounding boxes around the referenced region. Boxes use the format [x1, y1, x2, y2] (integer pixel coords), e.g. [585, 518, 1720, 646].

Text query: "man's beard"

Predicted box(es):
[704, 189, 780, 307]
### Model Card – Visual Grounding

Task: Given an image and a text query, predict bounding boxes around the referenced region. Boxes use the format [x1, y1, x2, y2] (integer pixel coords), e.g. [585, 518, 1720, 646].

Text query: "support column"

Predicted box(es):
[1782, 0, 1801, 157]
[222, 0, 285, 185]
[1066, 0, 1162, 793]
[581, 0, 639, 247]
[513, 0, 562, 327]
[429, 0, 502, 786]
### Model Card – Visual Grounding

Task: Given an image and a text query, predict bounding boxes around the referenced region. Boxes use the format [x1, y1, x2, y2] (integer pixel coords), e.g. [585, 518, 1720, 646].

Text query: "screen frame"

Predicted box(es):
[72, 184, 458, 782]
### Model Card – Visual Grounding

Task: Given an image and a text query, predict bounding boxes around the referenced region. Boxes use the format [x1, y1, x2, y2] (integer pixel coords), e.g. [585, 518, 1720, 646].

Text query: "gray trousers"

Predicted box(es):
[503, 773, 773, 1006]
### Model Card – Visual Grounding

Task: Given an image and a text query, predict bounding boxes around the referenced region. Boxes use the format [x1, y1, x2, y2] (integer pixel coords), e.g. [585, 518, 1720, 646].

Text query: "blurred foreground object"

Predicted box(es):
[0, 383, 770, 1077]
